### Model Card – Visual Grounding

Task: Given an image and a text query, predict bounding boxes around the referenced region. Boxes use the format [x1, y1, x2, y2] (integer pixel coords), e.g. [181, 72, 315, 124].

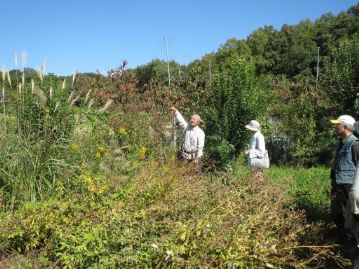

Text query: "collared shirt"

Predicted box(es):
[248, 131, 266, 159]
[175, 111, 205, 158]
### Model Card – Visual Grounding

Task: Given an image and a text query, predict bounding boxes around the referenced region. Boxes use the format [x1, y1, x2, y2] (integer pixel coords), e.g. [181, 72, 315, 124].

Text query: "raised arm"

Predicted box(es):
[170, 107, 188, 130]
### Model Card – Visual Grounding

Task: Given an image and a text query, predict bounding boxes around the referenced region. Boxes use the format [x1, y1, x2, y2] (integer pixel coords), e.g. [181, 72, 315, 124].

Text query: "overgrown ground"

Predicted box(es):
[0, 159, 356, 268]
[0, 70, 357, 268]
[269, 166, 359, 268]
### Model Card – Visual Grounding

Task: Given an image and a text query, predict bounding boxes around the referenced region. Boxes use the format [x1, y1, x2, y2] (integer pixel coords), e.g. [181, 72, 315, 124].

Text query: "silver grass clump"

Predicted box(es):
[99, 99, 113, 112]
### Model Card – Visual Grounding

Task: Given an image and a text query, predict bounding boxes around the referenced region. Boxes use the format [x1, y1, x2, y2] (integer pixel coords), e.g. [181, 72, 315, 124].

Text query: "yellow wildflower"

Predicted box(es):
[70, 143, 79, 151]
[118, 127, 127, 136]
[88, 183, 96, 193]
[97, 146, 105, 154]
[95, 145, 105, 158]
[139, 146, 147, 159]
[81, 173, 92, 183]
[98, 185, 108, 194]
[80, 173, 96, 192]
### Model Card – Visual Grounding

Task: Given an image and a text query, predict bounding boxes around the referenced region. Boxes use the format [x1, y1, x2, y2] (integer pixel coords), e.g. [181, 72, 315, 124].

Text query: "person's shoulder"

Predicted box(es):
[197, 127, 205, 135]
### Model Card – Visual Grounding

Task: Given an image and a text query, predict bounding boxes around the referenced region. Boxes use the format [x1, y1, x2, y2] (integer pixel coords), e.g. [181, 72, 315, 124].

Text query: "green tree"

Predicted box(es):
[271, 20, 318, 78]
[203, 57, 272, 166]
[322, 35, 359, 116]
[268, 77, 334, 166]
[135, 59, 181, 92]
[247, 26, 276, 73]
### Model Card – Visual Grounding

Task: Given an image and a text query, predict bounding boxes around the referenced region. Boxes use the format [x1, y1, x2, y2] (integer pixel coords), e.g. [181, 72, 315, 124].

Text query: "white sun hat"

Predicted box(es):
[245, 120, 261, 132]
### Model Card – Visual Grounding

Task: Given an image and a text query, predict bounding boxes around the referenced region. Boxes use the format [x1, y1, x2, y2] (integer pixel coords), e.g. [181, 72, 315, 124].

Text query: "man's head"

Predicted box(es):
[190, 114, 201, 127]
[330, 115, 356, 138]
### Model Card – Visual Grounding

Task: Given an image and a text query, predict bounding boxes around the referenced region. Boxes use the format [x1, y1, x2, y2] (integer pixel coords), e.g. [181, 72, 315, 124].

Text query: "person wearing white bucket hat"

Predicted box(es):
[244, 120, 269, 170]
[330, 115, 359, 234]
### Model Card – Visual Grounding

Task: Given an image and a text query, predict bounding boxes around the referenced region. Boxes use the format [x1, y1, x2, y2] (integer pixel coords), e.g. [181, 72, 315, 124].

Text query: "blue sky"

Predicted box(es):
[0, 0, 357, 75]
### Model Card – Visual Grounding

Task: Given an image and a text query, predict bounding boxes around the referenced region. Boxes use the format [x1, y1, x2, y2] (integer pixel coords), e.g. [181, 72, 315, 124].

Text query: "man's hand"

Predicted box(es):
[244, 150, 250, 155]
[170, 107, 177, 113]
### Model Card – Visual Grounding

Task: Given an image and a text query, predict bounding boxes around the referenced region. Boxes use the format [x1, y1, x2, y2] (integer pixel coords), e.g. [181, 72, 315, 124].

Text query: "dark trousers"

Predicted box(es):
[331, 180, 352, 229]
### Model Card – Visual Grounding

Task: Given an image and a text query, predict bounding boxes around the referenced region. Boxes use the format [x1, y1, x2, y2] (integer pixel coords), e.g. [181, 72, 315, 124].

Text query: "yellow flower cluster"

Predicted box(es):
[80, 173, 107, 194]
[95, 145, 105, 158]
[118, 127, 127, 136]
[139, 146, 147, 159]
[81, 173, 96, 193]
[70, 143, 79, 151]
[98, 146, 105, 153]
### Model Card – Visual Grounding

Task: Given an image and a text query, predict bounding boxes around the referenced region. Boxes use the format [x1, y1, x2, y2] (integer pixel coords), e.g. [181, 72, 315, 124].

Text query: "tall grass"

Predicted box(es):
[1, 68, 7, 133]
[0, 65, 81, 209]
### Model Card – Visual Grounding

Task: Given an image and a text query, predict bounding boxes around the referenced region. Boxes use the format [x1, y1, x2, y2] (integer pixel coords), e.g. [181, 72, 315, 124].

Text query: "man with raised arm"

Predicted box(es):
[170, 107, 205, 171]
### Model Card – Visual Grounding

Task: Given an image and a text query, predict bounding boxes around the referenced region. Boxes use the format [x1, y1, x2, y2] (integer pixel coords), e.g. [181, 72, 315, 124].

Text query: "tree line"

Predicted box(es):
[2, 3, 359, 167]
